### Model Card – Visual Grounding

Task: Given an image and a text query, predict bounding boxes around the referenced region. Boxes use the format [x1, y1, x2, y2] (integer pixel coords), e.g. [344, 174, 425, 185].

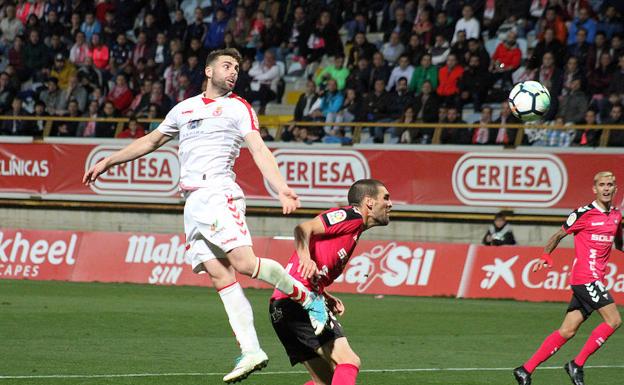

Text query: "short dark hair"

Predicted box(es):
[348, 179, 385, 205]
[205, 48, 242, 68]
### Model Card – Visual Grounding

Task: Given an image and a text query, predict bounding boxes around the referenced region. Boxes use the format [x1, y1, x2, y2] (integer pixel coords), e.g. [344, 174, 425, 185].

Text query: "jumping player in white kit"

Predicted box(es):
[83, 48, 328, 383]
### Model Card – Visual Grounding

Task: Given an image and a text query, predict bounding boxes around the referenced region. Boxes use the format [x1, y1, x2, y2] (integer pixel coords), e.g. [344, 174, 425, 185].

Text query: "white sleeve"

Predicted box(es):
[156, 104, 180, 136]
[234, 96, 259, 136]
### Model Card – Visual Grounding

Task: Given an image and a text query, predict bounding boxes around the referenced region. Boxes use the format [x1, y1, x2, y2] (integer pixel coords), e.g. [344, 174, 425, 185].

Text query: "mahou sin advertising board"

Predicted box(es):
[1, 141, 623, 211]
[2, 228, 624, 305]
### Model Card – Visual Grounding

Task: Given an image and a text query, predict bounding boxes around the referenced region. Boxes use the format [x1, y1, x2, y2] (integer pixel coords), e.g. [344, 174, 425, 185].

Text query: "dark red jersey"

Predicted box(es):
[562, 201, 622, 285]
[272, 206, 364, 299]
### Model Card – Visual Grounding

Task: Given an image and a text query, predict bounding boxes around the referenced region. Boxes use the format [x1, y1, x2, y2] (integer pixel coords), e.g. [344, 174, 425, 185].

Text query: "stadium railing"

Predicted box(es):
[1, 115, 623, 147]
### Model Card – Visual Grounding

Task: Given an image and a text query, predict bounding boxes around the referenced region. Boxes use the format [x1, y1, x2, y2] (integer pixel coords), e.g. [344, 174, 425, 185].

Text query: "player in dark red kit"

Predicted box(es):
[269, 179, 391, 385]
[514, 172, 622, 385]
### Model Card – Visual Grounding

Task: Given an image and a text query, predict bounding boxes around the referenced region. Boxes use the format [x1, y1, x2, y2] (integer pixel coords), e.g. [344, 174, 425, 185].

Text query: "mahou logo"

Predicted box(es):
[267, 149, 370, 201]
[334, 243, 435, 292]
[85, 145, 180, 196]
[124, 235, 190, 284]
[452, 153, 567, 207]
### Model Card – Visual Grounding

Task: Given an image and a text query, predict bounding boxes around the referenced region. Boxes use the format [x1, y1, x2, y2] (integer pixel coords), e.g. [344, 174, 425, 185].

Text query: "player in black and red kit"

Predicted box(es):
[269, 179, 392, 385]
[514, 172, 623, 385]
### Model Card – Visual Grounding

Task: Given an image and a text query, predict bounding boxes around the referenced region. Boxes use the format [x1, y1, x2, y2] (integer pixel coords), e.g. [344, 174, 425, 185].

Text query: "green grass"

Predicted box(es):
[0, 280, 622, 385]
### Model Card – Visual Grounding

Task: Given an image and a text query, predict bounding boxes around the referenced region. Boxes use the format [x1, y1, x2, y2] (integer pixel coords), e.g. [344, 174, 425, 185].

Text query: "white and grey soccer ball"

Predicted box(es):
[508, 81, 551, 122]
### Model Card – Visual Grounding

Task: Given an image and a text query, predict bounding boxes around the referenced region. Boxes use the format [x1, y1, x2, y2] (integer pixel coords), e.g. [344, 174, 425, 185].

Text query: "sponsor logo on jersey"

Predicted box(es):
[85, 145, 180, 196]
[591, 234, 614, 242]
[591, 221, 605, 226]
[212, 106, 223, 116]
[267, 149, 370, 201]
[452, 153, 567, 207]
[327, 210, 347, 225]
[181, 110, 193, 115]
[334, 242, 435, 293]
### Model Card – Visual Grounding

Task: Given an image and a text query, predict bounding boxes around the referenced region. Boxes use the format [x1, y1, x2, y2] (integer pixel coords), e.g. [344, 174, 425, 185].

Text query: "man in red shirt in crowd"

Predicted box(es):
[436, 53, 463, 105]
[491, 30, 521, 89]
[270, 179, 392, 385]
[514, 171, 622, 385]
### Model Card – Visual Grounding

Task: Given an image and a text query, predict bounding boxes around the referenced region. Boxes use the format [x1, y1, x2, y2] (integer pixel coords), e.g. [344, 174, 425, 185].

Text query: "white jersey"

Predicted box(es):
[157, 92, 259, 191]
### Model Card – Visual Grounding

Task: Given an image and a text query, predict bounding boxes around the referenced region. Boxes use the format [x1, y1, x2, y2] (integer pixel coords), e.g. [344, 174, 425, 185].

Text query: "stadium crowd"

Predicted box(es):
[0, 0, 623, 146]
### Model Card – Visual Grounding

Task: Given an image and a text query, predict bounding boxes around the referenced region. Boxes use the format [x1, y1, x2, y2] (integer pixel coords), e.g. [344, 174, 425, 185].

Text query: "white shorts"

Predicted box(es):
[184, 187, 252, 273]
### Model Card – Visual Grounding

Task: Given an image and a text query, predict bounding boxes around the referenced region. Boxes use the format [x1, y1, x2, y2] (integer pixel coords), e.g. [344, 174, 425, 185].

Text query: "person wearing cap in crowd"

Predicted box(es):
[50, 53, 76, 90]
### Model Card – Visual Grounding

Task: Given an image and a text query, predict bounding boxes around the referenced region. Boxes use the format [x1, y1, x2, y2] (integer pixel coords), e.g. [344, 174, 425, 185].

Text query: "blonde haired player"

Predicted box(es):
[83, 48, 328, 383]
[514, 172, 622, 385]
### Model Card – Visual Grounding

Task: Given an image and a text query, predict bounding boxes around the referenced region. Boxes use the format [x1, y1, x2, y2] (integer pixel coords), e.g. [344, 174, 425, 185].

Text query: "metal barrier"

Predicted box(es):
[0, 115, 623, 147]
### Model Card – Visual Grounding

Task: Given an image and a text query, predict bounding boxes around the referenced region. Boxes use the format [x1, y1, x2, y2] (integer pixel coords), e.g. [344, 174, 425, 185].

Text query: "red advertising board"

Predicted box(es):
[462, 246, 624, 304]
[2, 228, 624, 305]
[1, 141, 623, 211]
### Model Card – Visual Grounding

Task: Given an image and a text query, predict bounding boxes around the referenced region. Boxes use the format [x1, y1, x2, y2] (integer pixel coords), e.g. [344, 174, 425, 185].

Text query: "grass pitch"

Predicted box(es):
[0, 280, 622, 385]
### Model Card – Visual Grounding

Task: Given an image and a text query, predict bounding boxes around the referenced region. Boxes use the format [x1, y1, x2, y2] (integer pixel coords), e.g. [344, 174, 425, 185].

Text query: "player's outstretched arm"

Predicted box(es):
[533, 228, 568, 272]
[83, 130, 173, 185]
[245, 131, 300, 214]
[294, 217, 325, 279]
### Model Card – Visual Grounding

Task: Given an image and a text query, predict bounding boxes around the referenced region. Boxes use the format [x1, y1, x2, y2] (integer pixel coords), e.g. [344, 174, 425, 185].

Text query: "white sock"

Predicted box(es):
[252, 258, 311, 305]
[217, 282, 261, 354]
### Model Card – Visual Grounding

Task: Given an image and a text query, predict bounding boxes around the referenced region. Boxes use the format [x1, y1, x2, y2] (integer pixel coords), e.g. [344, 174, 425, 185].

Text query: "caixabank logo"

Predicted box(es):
[266, 149, 370, 201]
[452, 152, 567, 207]
[85, 145, 180, 196]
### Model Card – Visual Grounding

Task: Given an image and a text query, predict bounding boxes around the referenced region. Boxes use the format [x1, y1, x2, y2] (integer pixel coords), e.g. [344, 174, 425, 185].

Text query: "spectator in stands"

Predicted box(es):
[81, 12, 101, 43]
[95, 100, 117, 137]
[204, 7, 229, 51]
[459, 55, 490, 111]
[77, 56, 104, 93]
[384, 7, 411, 45]
[537, 7, 567, 45]
[397, 106, 416, 144]
[111, 33, 132, 71]
[404, 33, 426, 67]
[152, 32, 170, 75]
[482, 211, 516, 246]
[490, 30, 521, 90]
[169, 9, 187, 42]
[386, 54, 414, 91]
[413, 80, 440, 126]
[598, 5, 623, 40]
[259, 127, 274, 142]
[452, 5, 479, 43]
[174, 73, 195, 103]
[78, 99, 98, 137]
[69, 31, 89, 67]
[337, 87, 364, 125]
[186, 7, 208, 47]
[532, 27, 565, 68]
[40, 77, 65, 115]
[431, 10, 454, 43]
[132, 31, 151, 67]
[609, 54, 624, 97]
[493, 100, 521, 145]
[430, 33, 450, 66]
[588, 31, 609, 70]
[315, 54, 350, 91]
[544, 117, 576, 147]
[535, 52, 563, 120]
[588, 52, 615, 96]
[0, 72, 16, 114]
[320, 79, 344, 134]
[409, 53, 438, 93]
[24, 29, 49, 79]
[60, 74, 87, 113]
[470, 106, 493, 145]
[558, 77, 588, 123]
[44, 11, 66, 43]
[106, 73, 133, 114]
[101, 10, 118, 45]
[345, 12, 367, 43]
[573, 108, 601, 147]
[0, 5, 24, 51]
[567, 7, 597, 45]
[440, 106, 469, 144]
[567, 27, 591, 70]
[413, 8, 434, 46]
[381, 31, 405, 66]
[68, 12, 82, 40]
[51, 99, 81, 136]
[348, 32, 377, 67]
[451, 30, 468, 65]
[182, 54, 203, 92]
[369, 51, 391, 90]
[89, 33, 109, 70]
[31, 100, 48, 136]
[8, 35, 26, 81]
[50, 54, 77, 90]
[145, 103, 161, 130]
[47, 33, 68, 64]
[116, 116, 145, 139]
[347, 57, 371, 93]
[437, 53, 463, 106]
[24, 14, 43, 38]
[561, 56, 585, 95]
[607, 104, 624, 146]
[302, 10, 341, 64]
[227, 5, 250, 48]
[364, 79, 392, 143]
[465, 38, 490, 72]
[0, 96, 31, 135]
[144, 80, 171, 116]
[248, 50, 280, 114]
[388, 77, 414, 120]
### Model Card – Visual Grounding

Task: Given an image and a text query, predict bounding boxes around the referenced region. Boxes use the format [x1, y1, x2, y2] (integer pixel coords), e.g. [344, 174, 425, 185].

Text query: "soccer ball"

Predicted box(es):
[508, 81, 551, 122]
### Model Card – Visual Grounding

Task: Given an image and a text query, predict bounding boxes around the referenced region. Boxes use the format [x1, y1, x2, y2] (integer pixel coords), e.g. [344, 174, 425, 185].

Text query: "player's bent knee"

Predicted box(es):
[609, 316, 622, 330]
[338, 352, 360, 368]
[559, 327, 577, 339]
